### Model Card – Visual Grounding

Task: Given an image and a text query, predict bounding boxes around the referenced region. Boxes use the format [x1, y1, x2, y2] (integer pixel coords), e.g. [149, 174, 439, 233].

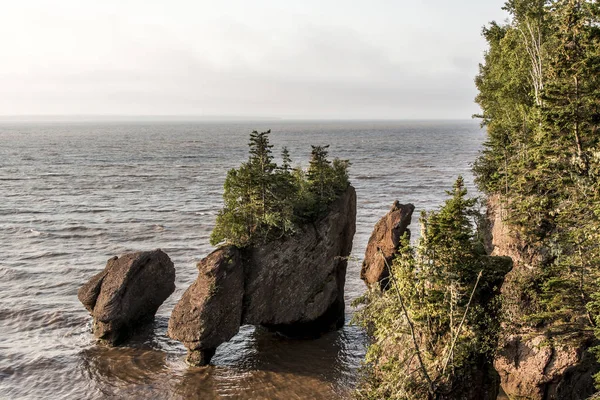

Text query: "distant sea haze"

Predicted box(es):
[0, 120, 484, 399]
[0, 115, 283, 122]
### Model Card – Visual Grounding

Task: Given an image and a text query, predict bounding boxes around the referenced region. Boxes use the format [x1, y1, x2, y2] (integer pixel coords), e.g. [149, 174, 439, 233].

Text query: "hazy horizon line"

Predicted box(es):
[0, 114, 478, 123]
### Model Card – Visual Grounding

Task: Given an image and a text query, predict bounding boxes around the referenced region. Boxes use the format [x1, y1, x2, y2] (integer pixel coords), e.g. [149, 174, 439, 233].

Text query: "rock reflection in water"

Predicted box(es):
[81, 346, 170, 392]
[80, 323, 362, 399]
[175, 325, 358, 399]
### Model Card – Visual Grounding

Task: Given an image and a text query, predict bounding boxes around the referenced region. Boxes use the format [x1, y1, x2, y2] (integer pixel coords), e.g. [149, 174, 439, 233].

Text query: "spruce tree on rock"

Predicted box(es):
[211, 131, 350, 247]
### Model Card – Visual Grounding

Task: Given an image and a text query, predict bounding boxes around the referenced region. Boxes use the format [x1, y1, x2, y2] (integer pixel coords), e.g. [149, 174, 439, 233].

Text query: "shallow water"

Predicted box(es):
[0, 120, 484, 399]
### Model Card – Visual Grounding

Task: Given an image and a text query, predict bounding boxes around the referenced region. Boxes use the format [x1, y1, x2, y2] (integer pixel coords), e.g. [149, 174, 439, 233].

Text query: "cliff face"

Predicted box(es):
[487, 195, 598, 400]
[168, 186, 357, 365]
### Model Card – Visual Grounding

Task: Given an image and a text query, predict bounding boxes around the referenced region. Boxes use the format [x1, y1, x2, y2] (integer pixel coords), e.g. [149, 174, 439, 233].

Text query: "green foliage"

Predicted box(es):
[474, 0, 600, 332]
[353, 178, 511, 399]
[210, 130, 350, 247]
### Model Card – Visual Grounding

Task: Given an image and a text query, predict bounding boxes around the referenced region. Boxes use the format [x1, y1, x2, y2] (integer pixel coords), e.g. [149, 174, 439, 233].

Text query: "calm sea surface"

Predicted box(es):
[0, 120, 484, 399]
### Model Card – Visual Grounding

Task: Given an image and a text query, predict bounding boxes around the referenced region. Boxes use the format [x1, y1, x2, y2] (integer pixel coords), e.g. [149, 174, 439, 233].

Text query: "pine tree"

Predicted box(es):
[280, 146, 292, 173]
[247, 130, 277, 221]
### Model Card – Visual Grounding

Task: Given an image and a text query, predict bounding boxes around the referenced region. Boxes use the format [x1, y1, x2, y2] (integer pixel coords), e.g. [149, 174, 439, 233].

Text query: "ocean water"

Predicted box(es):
[0, 120, 485, 399]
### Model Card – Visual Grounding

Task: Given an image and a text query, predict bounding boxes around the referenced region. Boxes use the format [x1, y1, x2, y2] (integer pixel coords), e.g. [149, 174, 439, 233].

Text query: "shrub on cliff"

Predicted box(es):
[353, 177, 511, 399]
[210, 130, 350, 247]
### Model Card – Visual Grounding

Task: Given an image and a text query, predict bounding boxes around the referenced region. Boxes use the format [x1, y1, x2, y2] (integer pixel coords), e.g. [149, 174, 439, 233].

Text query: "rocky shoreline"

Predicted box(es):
[77, 189, 599, 398]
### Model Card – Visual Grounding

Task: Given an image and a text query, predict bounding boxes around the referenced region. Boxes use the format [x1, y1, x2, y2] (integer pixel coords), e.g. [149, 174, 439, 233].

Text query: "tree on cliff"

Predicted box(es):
[354, 177, 511, 399]
[474, 0, 600, 390]
[474, 0, 600, 325]
[303, 145, 351, 217]
[247, 130, 277, 220]
[210, 130, 350, 247]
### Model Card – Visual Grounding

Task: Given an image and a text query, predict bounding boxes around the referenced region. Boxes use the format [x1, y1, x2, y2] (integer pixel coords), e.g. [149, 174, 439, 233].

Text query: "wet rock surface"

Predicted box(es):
[167, 246, 244, 364]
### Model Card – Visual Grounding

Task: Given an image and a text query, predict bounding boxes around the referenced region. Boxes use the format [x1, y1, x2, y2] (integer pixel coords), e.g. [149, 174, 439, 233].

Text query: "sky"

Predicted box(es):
[0, 0, 509, 120]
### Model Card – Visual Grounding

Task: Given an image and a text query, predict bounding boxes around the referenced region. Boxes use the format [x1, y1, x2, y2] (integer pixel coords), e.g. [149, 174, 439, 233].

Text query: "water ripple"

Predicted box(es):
[0, 120, 484, 399]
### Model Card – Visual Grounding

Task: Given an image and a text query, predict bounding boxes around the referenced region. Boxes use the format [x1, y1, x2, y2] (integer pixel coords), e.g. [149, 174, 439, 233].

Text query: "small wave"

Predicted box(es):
[70, 209, 112, 214]
[19, 251, 71, 260]
[39, 173, 71, 177]
[0, 306, 87, 331]
[57, 226, 95, 232]
[52, 231, 107, 239]
[0, 267, 27, 280]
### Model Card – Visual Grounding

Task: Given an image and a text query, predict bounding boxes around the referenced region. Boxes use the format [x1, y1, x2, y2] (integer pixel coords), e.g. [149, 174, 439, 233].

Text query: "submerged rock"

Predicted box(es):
[168, 186, 356, 365]
[361, 200, 414, 287]
[78, 249, 176, 344]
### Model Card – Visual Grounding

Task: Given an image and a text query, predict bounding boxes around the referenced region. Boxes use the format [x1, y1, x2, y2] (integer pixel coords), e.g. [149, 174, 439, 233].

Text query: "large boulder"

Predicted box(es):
[168, 186, 357, 365]
[78, 249, 176, 344]
[361, 201, 414, 287]
[487, 195, 599, 399]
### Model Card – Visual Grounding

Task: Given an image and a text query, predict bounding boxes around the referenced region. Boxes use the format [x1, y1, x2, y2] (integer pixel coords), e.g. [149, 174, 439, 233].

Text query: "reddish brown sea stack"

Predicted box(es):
[361, 200, 414, 287]
[78, 249, 176, 344]
[168, 186, 356, 365]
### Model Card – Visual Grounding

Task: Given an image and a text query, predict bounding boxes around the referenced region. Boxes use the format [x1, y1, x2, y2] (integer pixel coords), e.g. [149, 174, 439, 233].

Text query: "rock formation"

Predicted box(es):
[78, 249, 176, 344]
[487, 195, 599, 399]
[358, 197, 512, 400]
[167, 246, 244, 365]
[168, 186, 356, 365]
[360, 201, 414, 287]
[495, 333, 598, 400]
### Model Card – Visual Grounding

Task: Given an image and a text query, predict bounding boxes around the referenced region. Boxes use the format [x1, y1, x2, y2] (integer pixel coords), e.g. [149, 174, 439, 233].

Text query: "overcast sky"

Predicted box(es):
[0, 0, 508, 120]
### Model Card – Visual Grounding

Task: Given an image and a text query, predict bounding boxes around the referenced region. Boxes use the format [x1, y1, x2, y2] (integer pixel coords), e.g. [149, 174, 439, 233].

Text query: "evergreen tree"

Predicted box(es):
[307, 145, 334, 203]
[247, 130, 277, 221]
[474, 0, 600, 337]
[306, 145, 351, 209]
[280, 146, 292, 173]
[354, 178, 511, 399]
[211, 131, 350, 247]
